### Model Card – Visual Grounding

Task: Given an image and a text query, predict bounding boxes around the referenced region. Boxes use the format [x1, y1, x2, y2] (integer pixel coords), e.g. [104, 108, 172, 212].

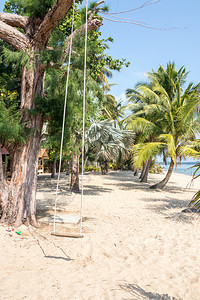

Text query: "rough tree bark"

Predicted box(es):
[0, 147, 8, 217]
[150, 158, 174, 189]
[0, 0, 103, 226]
[1, 59, 44, 226]
[70, 152, 80, 193]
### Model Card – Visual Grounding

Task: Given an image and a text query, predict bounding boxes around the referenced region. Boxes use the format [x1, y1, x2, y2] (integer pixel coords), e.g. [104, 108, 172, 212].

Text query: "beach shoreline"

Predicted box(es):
[1, 170, 200, 299]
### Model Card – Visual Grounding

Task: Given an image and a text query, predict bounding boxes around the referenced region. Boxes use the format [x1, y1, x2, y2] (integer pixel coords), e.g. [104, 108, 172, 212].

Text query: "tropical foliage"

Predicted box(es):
[126, 62, 200, 188]
[0, 0, 133, 224]
[42, 4, 129, 188]
[86, 119, 134, 174]
[101, 94, 126, 126]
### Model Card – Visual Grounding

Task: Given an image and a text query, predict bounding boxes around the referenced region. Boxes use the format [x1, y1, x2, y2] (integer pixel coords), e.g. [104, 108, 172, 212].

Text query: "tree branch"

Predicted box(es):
[0, 13, 29, 29]
[34, 0, 73, 46]
[64, 17, 103, 58]
[40, 62, 63, 72]
[101, 16, 168, 30]
[102, 0, 160, 15]
[0, 21, 29, 51]
[92, 1, 105, 11]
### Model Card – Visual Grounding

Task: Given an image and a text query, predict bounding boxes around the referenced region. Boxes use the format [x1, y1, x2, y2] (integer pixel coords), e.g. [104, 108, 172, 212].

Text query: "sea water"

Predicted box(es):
[159, 161, 200, 176]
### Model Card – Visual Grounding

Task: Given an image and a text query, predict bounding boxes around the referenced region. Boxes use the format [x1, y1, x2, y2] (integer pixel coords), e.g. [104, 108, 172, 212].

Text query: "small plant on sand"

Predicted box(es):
[149, 160, 164, 174]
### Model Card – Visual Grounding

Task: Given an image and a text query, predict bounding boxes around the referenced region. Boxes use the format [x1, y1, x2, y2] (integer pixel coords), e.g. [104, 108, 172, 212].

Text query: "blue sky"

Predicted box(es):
[100, 0, 200, 102]
[1, 0, 200, 103]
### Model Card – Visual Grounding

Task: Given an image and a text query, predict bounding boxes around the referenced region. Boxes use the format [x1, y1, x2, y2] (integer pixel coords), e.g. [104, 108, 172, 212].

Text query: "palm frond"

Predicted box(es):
[189, 191, 200, 212]
[86, 119, 134, 163]
[179, 146, 200, 159]
[159, 134, 176, 165]
[178, 93, 200, 125]
[132, 142, 165, 169]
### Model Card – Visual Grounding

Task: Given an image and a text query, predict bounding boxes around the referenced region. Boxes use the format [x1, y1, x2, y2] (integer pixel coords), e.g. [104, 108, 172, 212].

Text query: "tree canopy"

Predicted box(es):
[126, 62, 200, 188]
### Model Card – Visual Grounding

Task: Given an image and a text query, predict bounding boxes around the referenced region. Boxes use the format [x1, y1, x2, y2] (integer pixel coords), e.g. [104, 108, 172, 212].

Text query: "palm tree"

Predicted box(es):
[180, 141, 200, 210]
[125, 88, 162, 182]
[86, 119, 134, 174]
[188, 162, 200, 211]
[102, 94, 126, 127]
[126, 62, 200, 189]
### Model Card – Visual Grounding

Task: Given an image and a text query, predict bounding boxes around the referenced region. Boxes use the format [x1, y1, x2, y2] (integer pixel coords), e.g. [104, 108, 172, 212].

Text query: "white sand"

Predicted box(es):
[1, 171, 200, 300]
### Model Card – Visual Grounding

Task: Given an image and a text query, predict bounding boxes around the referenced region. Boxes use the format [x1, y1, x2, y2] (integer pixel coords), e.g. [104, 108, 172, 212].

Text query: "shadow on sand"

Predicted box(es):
[36, 171, 196, 223]
[28, 227, 73, 261]
[104, 171, 196, 194]
[83, 184, 112, 195]
[120, 283, 179, 300]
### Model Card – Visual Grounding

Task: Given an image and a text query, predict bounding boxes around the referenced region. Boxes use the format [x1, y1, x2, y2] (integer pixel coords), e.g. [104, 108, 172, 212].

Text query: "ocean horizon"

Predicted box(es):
[158, 161, 200, 176]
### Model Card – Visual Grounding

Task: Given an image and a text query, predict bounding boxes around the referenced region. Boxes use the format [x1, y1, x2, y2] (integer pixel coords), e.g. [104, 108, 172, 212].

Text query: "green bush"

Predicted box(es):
[84, 165, 101, 172]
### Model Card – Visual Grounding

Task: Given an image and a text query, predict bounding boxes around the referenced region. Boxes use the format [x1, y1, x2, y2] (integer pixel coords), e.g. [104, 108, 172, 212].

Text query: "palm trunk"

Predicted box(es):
[150, 159, 174, 189]
[134, 169, 138, 176]
[0, 64, 44, 227]
[70, 152, 80, 193]
[100, 161, 107, 175]
[139, 162, 146, 179]
[105, 161, 108, 174]
[84, 156, 88, 167]
[100, 163, 104, 174]
[140, 158, 152, 183]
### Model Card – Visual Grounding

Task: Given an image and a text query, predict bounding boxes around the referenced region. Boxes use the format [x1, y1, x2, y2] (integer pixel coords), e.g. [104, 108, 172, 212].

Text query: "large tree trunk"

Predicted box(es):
[0, 147, 8, 217]
[70, 152, 80, 193]
[150, 159, 174, 189]
[0, 64, 44, 227]
[0, 0, 104, 226]
[140, 158, 152, 183]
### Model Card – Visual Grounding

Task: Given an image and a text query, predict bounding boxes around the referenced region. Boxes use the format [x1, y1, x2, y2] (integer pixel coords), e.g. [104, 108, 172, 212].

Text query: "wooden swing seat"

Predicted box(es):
[51, 232, 84, 238]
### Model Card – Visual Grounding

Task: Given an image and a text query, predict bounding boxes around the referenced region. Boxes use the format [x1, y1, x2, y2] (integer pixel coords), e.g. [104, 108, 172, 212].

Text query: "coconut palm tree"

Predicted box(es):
[86, 119, 134, 174]
[189, 161, 200, 211]
[126, 62, 200, 189]
[102, 94, 126, 126]
[125, 88, 163, 182]
[180, 141, 200, 210]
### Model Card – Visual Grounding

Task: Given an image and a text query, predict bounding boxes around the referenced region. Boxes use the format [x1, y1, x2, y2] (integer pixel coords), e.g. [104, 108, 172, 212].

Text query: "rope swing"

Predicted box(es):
[52, 0, 88, 238]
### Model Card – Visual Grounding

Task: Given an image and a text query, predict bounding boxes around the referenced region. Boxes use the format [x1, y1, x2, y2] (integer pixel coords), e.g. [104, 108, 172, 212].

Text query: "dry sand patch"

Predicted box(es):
[1, 171, 200, 299]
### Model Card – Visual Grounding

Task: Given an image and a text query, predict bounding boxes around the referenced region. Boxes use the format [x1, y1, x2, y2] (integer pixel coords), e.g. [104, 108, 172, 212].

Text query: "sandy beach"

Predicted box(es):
[1, 170, 200, 300]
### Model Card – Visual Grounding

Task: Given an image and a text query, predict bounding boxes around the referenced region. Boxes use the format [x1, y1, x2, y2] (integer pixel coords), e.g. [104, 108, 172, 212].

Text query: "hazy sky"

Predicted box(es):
[1, 0, 200, 103]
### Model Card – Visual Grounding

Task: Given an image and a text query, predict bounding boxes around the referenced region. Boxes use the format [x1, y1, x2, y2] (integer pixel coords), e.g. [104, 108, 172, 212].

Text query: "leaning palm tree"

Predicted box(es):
[126, 62, 200, 189]
[189, 162, 200, 211]
[86, 119, 134, 174]
[179, 141, 200, 210]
